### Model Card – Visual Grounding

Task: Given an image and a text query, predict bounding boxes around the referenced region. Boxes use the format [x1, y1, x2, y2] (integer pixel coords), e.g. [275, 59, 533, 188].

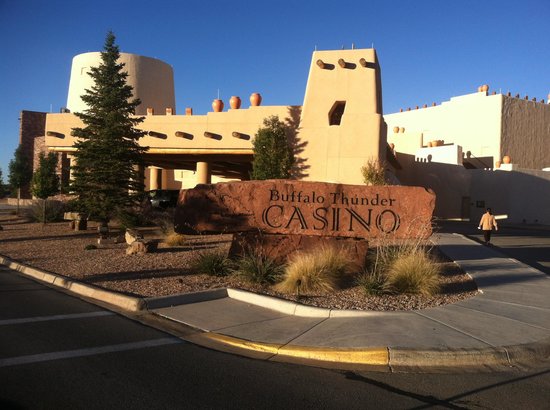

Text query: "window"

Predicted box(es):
[329, 101, 346, 125]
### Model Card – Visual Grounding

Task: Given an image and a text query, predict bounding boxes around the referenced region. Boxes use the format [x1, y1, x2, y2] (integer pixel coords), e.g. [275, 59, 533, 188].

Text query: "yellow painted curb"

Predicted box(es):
[204, 333, 389, 365]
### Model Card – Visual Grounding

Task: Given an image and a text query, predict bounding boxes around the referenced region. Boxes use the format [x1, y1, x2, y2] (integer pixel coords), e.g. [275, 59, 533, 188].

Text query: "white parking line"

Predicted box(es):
[0, 311, 115, 326]
[0, 338, 182, 367]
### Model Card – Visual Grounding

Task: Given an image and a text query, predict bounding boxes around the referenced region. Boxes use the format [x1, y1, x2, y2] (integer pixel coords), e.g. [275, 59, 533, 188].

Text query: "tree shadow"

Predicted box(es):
[285, 105, 309, 179]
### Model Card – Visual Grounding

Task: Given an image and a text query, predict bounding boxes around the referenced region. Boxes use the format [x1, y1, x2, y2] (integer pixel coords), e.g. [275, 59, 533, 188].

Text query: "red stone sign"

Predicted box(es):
[174, 180, 435, 239]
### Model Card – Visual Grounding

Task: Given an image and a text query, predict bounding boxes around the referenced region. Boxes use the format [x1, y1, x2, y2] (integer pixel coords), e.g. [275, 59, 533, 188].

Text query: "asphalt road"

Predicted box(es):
[2, 265, 550, 409]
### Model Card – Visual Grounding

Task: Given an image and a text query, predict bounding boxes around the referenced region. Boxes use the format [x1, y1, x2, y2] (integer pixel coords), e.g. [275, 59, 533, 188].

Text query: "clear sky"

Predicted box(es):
[1, 0, 549, 182]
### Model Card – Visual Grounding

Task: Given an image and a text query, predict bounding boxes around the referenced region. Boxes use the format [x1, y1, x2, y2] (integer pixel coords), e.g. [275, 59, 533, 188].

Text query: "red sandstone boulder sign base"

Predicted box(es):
[174, 181, 435, 239]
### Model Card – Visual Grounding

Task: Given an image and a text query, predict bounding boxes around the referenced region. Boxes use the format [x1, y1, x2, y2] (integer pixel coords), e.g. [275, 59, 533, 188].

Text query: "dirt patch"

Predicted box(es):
[0, 217, 478, 311]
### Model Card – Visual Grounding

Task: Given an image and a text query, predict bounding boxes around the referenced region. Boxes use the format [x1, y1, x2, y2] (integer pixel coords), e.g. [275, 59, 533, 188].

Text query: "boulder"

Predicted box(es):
[126, 239, 158, 255]
[229, 231, 369, 266]
[125, 229, 144, 245]
[174, 180, 435, 240]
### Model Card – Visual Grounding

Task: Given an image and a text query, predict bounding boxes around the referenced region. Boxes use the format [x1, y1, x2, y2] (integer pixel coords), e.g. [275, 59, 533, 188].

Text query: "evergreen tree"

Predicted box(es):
[0, 167, 4, 198]
[8, 145, 33, 214]
[251, 116, 294, 180]
[31, 152, 60, 223]
[70, 31, 146, 223]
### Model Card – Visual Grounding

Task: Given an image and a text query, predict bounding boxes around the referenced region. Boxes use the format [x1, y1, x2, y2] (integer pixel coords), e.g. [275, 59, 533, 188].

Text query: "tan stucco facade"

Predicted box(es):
[43, 48, 386, 189]
[67, 53, 176, 116]
[298, 49, 385, 184]
[384, 89, 550, 224]
[386, 91, 550, 170]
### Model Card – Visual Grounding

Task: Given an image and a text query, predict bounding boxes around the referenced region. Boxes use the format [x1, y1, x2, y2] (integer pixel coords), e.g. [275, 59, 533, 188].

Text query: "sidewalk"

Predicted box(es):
[148, 233, 550, 371]
[2, 233, 549, 371]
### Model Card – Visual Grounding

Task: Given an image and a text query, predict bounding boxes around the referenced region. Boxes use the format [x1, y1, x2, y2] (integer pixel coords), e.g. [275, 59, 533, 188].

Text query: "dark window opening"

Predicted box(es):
[329, 101, 346, 125]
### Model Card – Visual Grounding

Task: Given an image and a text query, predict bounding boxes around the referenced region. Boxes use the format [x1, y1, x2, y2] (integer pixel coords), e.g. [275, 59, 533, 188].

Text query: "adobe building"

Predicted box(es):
[19, 49, 384, 195]
[18, 48, 550, 224]
[385, 88, 550, 224]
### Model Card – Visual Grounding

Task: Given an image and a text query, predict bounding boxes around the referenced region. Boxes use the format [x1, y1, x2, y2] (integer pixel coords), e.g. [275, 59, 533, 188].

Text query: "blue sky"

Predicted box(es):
[1, 0, 549, 182]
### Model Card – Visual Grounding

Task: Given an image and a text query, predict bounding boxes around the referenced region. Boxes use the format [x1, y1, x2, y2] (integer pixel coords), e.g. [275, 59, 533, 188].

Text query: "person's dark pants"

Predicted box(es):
[483, 230, 492, 244]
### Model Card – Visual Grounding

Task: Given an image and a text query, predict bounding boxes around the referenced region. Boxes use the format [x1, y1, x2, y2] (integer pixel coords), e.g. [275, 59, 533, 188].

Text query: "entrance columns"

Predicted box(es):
[149, 167, 161, 190]
[196, 162, 211, 184]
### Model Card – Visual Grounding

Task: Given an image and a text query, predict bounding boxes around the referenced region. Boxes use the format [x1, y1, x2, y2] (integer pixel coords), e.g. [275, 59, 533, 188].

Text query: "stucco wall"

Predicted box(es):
[66, 52, 175, 116]
[45, 105, 294, 153]
[501, 96, 550, 169]
[469, 168, 550, 224]
[298, 49, 385, 184]
[385, 92, 503, 167]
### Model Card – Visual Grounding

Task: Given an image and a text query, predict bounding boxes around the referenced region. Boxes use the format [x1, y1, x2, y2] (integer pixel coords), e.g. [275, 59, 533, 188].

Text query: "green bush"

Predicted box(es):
[356, 269, 387, 296]
[27, 200, 65, 223]
[190, 251, 233, 277]
[275, 245, 352, 295]
[385, 250, 441, 295]
[233, 250, 283, 285]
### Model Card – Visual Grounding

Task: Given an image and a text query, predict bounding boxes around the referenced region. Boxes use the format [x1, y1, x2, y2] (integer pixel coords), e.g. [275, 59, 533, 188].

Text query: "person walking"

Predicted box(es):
[478, 207, 498, 245]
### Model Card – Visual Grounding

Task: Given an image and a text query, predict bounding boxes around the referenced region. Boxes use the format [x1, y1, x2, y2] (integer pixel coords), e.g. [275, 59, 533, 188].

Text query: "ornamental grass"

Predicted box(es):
[275, 245, 352, 295]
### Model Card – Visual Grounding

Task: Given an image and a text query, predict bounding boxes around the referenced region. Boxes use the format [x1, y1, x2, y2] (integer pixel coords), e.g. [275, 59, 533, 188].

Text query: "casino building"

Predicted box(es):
[17, 47, 550, 224]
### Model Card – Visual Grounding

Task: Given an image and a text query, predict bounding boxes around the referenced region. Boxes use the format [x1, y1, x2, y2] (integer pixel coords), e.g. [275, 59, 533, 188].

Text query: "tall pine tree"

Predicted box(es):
[71, 31, 146, 223]
[251, 116, 294, 180]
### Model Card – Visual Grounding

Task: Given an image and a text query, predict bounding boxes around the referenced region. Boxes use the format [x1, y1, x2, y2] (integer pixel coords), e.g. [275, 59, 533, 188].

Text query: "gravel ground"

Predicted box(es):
[0, 215, 478, 311]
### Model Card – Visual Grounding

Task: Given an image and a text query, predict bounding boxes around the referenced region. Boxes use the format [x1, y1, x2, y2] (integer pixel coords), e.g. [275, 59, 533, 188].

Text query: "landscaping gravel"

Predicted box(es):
[0, 217, 478, 311]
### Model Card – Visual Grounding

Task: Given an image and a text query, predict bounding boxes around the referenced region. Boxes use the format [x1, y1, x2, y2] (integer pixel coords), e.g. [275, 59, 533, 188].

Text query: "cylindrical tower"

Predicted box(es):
[66, 52, 175, 115]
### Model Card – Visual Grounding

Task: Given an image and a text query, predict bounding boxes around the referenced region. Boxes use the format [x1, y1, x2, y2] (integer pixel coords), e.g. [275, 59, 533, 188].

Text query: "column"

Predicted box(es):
[196, 162, 211, 184]
[149, 167, 160, 190]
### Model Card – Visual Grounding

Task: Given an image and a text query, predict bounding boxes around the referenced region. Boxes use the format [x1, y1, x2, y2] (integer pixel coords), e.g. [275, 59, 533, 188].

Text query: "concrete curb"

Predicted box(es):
[0, 255, 146, 312]
[201, 333, 390, 367]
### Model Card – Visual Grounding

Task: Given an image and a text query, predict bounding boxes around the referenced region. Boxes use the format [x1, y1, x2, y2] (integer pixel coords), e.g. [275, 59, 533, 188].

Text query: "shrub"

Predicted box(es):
[164, 232, 187, 247]
[27, 200, 65, 223]
[84, 244, 97, 250]
[190, 251, 233, 277]
[361, 157, 387, 186]
[275, 245, 352, 295]
[385, 250, 441, 295]
[356, 269, 387, 296]
[233, 250, 283, 285]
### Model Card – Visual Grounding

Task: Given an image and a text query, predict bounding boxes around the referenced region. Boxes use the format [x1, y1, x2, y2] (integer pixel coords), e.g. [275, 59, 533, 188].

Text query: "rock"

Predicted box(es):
[126, 239, 158, 255]
[125, 229, 143, 245]
[229, 232, 369, 266]
[174, 180, 435, 240]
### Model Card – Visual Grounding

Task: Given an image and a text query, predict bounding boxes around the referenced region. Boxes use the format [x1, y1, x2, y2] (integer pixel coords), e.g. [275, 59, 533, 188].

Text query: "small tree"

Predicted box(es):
[70, 31, 146, 226]
[31, 152, 60, 223]
[251, 116, 294, 180]
[8, 145, 33, 214]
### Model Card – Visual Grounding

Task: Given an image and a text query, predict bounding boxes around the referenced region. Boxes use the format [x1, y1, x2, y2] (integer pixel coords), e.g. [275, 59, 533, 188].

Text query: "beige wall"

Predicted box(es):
[66, 52, 176, 116]
[298, 49, 385, 184]
[385, 92, 503, 167]
[501, 97, 550, 169]
[46, 105, 293, 153]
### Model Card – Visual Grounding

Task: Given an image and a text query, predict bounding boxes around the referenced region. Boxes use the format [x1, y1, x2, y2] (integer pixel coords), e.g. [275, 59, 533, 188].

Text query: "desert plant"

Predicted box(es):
[361, 157, 387, 186]
[275, 245, 352, 295]
[190, 250, 233, 277]
[164, 232, 187, 247]
[233, 250, 283, 285]
[356, 269, 387, 296]
[385, 250, 441, 295]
